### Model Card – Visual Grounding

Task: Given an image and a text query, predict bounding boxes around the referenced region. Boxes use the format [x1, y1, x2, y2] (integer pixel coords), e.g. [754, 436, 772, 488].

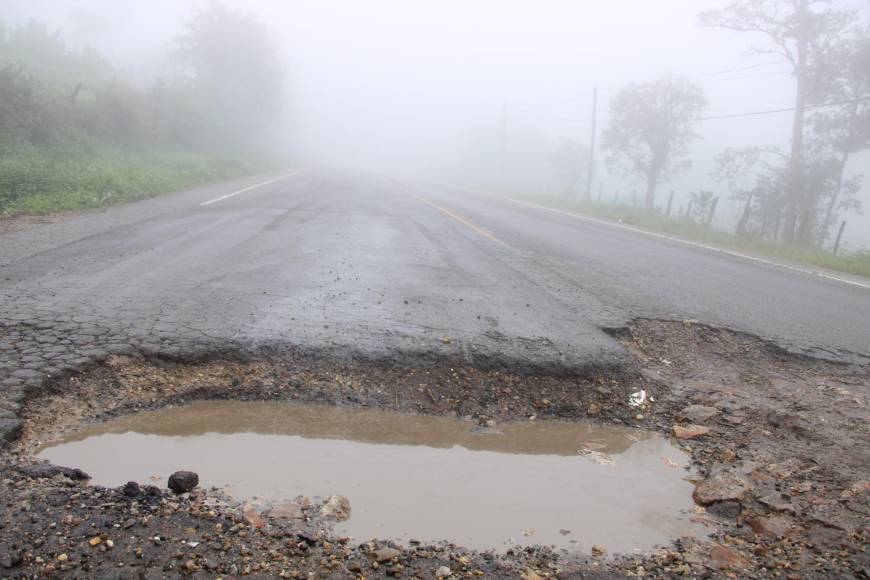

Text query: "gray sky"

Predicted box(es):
[4, 0, 869, 246]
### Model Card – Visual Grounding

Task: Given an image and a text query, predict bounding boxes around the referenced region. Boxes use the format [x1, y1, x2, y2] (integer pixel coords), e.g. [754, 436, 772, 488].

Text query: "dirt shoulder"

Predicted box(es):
[1, 319, 868, 578]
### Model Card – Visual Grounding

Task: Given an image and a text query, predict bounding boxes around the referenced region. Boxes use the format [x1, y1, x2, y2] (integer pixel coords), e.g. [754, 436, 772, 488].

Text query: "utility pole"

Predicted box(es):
[499, 102, 508, 186]
[584, 87, 598, 201]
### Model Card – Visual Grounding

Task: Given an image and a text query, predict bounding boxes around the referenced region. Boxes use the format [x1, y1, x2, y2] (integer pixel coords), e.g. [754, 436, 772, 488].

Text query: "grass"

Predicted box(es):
[508, 191, 870, 279]
[0, 147, 264, 216]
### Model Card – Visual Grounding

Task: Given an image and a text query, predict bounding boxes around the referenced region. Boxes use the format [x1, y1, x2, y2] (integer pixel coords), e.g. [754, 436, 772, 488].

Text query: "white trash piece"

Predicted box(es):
[629, 389, 647, 407]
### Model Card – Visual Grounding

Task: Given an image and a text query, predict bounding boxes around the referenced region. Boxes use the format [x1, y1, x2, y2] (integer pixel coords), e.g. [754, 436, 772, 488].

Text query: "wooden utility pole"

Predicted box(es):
[499, 102, 508, 185]
[665, 190, 675, 218]
[584, 87, 598, 201]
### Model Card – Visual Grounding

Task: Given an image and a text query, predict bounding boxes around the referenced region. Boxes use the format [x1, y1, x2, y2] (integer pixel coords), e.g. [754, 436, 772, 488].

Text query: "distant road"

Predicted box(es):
[1, 168, 868, 372]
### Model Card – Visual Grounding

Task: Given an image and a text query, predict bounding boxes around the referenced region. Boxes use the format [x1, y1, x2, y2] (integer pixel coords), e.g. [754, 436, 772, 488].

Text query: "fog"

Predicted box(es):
[3, 0, 869, 246]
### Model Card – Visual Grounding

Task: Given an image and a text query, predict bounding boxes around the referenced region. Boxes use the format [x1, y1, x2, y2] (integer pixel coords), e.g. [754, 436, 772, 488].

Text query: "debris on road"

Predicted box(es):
[167, 470, 199, 494]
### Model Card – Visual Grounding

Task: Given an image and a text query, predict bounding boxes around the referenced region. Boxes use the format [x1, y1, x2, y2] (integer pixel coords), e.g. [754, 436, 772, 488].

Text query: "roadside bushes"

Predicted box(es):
[0, 12, 284, 215]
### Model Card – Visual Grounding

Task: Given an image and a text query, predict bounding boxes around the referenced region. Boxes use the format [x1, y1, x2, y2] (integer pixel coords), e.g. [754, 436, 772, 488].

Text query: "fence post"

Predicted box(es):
[706, 197, 719, 228]
[665, 190, 674, 218]
[832, 220, 846, 255]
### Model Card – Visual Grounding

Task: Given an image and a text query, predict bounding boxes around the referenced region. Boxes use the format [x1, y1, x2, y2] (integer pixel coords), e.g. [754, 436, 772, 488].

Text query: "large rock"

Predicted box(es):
[693, 465, 750, 505]
[167, 471, 199, 494]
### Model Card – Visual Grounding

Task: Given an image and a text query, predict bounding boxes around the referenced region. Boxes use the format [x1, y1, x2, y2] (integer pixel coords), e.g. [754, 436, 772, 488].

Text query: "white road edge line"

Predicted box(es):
[450, 185, 870, 291]
[199, 169, 305, 206]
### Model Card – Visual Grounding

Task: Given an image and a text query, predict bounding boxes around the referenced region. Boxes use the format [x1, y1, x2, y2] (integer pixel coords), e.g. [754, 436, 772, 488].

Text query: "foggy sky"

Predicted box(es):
[4, 0, 869, 246]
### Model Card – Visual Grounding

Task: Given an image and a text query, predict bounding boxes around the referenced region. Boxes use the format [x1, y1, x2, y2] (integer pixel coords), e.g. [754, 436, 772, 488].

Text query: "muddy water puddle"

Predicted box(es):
[37, 401, 704, 553]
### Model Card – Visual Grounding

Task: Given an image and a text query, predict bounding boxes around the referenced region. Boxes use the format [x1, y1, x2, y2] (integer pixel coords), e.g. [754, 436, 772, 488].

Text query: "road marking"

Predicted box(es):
[415, 196, 509, 248]
[450, 185, 870, 291]
[199, 169, 305, 206]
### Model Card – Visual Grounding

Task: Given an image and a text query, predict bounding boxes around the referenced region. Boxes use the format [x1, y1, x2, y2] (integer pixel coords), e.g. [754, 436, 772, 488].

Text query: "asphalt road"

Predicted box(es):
[2, 168, 869, 401]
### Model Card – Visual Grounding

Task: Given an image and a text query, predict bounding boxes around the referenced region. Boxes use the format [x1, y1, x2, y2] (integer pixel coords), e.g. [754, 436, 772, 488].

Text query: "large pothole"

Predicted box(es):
[4, 319, 869, 577]
[35, 400, 705, 553]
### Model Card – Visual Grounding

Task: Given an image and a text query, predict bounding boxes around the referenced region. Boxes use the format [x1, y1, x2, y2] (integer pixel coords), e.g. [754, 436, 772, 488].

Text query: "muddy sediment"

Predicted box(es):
[1, 319, 869, 578]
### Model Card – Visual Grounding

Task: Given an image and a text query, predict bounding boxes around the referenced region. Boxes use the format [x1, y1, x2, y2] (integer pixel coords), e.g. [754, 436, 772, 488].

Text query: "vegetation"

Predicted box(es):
[0, 5, 284, 216]
[510, 191, 870, 278]
[602, 78, 707, 212]
[537, 3, 869, 261]
[700, 0, 868, 246]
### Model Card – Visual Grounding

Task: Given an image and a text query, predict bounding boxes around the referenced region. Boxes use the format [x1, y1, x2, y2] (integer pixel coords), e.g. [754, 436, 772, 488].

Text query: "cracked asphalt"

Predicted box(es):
[2, 168, 870, 443]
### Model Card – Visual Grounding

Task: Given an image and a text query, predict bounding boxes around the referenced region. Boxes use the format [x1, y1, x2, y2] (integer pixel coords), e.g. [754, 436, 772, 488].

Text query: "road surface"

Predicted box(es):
[2, 168, 869, 404]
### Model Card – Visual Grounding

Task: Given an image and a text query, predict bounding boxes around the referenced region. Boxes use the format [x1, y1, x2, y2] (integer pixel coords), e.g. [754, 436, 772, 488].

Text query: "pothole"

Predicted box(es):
[35, 400, 705, 553]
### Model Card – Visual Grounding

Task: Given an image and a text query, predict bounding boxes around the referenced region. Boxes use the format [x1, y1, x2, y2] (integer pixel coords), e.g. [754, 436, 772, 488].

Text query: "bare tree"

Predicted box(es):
[602, 77, 706, 211]
[700, 0, 857, 245]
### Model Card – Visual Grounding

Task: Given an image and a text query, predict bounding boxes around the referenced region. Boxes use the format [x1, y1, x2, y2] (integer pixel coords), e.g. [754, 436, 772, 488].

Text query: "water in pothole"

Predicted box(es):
[36, 401, 705, 553]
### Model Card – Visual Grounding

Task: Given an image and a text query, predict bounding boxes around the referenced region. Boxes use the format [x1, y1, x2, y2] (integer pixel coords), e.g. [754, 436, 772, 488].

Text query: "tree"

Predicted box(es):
[700, 0, 857, 244]
[806, 25, 869, 245]
[549, 138, 589, 200]
[174, 2, 285, 148]
[712, 146, 769, 235]
[602, 77, 706, 211]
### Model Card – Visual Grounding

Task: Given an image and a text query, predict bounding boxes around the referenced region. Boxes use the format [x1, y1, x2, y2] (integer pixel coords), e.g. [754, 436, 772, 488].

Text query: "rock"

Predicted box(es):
[320, 494, 351, 521]
[347, 561, 363, 573]
[18, 464, 90, 480]
[679, 405, 720, 423]
[167, 471, 198, 494]
[587, 403, 601, 415]
[375, 547, 401, 562]
[0, 418, 22, 443]
[706, 500, 742, 519]
[693, 465, 750, 505]
[591, 545, 607, 556]
[673, 424, 710, 439]
[748, 515, 795, 537]
[0, 549, 23, 569]
[122, 482, 141, 497]
[270, 501, 303, 520]
[243, 509, 266, 529]
[88, 536, 103, 547]
[757, 492, 795, 513]
[435, 565, 452, 578]
[709, 545, 750, 569]
[144, 485, 162, 497]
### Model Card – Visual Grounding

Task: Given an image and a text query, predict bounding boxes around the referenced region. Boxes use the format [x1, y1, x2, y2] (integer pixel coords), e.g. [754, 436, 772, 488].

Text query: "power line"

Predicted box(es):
[702, 70, 793, 83]
[695, 95, 870, 121]
[690, 60, 785, 78]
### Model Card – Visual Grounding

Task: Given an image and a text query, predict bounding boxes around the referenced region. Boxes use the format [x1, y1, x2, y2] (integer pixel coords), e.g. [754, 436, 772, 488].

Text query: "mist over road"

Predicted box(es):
[2, 169, 868, 371]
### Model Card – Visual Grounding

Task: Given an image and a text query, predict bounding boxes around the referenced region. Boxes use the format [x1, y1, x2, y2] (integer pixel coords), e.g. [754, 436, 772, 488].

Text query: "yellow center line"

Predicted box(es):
[414, 196, 509, 248]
